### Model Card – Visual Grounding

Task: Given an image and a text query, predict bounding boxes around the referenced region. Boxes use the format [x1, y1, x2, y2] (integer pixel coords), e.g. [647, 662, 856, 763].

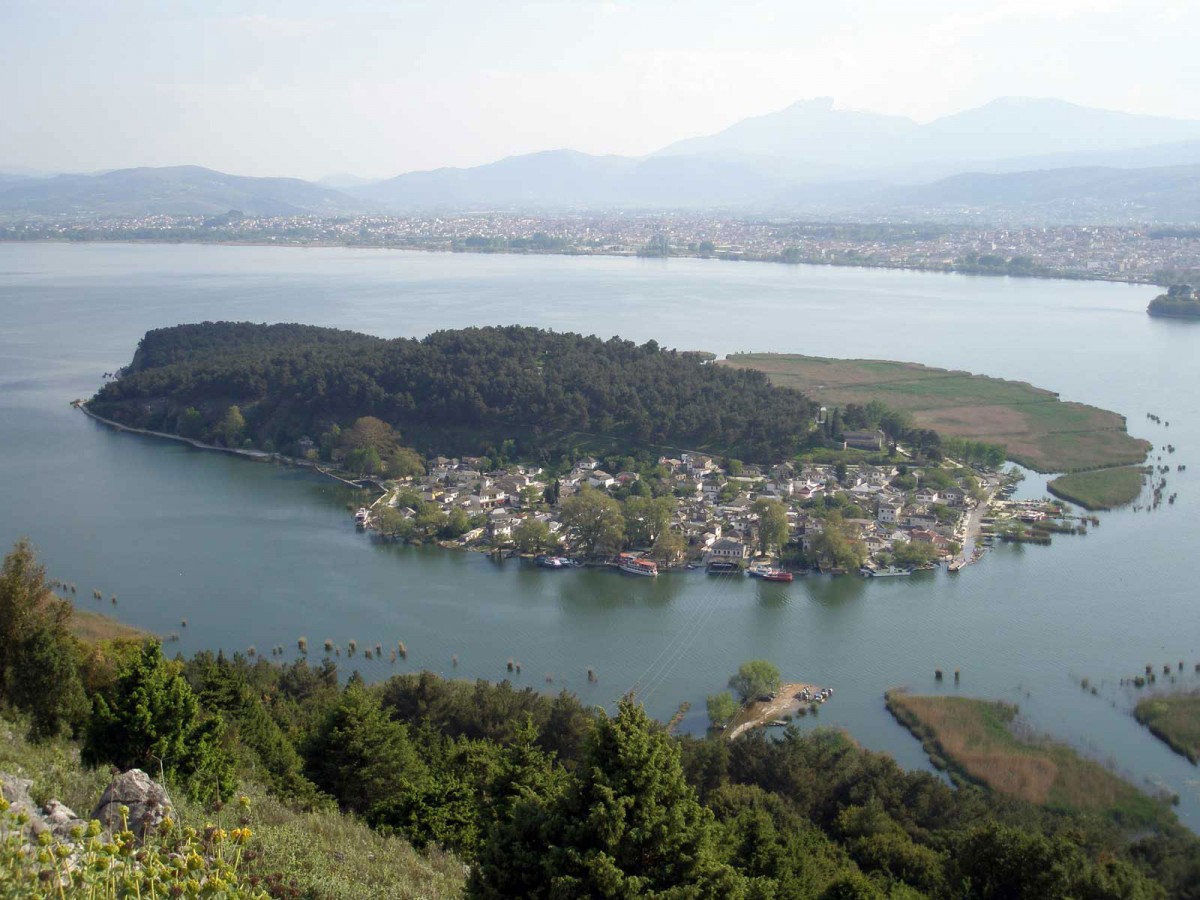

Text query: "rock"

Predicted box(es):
[91, 769, 173, 840]
[42, 799, 86, 838]
[1, 774, 86, 839]
[0, 774, 37, 817]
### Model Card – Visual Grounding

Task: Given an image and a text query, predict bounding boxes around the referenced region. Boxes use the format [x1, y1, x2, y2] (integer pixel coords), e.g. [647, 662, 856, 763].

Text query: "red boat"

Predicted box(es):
[763, 569, 793, 583]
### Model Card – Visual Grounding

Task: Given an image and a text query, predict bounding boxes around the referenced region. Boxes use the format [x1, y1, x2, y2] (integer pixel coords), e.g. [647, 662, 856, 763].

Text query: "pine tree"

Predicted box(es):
[84, 641, 234, 802]
[470, 697, 746, 898]
[0, 539, 88, 739]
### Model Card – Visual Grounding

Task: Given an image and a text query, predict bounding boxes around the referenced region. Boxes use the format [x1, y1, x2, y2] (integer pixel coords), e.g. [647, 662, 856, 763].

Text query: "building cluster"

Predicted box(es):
[5, 214, 1200, 284]
[393, 445, 982, 572]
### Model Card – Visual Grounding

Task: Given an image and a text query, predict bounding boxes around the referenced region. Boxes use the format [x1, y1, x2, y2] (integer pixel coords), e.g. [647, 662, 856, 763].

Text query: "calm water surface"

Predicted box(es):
[2, 243, 1198, 827]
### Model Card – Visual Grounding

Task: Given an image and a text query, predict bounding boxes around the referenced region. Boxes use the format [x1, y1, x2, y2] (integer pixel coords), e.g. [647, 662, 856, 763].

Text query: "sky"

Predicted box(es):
[3, 0, 1199, 181]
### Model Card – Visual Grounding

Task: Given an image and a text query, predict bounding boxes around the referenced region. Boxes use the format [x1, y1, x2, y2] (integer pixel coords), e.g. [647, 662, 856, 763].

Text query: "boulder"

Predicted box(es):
[0, 774, 86, 838]
[91, 769, 173, 839]
[42, 799, 86, 838]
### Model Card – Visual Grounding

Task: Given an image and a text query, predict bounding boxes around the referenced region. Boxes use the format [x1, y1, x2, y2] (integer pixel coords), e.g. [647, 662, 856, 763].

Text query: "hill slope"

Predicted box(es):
[0, 165, 369, 217]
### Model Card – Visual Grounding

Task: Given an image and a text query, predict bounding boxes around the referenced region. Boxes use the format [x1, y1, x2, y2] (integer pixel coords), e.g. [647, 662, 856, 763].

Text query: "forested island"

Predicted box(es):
[3, 539, 1200, 898]
[89, 323, 819, 464]
[1148, 284, 1200, 318]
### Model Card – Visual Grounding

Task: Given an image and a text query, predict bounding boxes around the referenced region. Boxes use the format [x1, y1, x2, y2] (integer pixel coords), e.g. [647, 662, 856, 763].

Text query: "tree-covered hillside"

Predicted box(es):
[89, 323, 819, 461]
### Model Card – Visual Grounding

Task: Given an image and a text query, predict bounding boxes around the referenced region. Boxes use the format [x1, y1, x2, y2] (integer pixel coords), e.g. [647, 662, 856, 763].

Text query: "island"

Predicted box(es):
[84, 323, 1118, 576]
[1148, 284, 1200, 318]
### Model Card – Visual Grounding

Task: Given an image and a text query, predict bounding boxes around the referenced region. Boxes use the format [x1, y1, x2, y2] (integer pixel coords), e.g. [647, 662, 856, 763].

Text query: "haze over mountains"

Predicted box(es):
[4, 97, 1200, 222]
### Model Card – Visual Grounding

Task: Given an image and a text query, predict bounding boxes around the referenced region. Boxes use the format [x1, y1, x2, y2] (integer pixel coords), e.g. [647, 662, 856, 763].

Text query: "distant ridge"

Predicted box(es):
[0, 165, 371, 217]
[4, 98, 1200, 221]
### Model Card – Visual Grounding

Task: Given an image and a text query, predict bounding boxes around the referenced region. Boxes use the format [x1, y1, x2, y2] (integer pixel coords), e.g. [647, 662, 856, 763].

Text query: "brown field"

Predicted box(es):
[725, 354, 1151, 473]
[885, 691, 1170, 826]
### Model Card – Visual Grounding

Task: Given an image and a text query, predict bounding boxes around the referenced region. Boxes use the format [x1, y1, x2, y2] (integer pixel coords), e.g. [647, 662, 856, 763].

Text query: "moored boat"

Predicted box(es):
[617, 557, 658, 577]
[763, 568, 793, 582]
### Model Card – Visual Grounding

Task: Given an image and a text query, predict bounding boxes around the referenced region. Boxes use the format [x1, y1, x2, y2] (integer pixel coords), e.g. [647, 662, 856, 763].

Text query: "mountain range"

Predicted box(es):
[4, 97, 1200, 222]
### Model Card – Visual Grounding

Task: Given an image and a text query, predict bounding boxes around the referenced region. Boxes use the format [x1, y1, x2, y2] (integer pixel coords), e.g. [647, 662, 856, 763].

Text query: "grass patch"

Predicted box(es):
[68, 604, 151, 644]
[0, 716, 467, 899]
[1047, 466, 1147, 510]
[1135, 692, 1200, 765]
[885, 691, 1173, 830]
[726, 354, 1150, 472]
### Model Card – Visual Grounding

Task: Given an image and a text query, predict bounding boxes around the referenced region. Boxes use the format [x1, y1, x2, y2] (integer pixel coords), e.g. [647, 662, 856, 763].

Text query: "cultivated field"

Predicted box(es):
[885, 691, 1171, 827]
[725, 354, 1151, 472]
[1135, 692, 1200, 765]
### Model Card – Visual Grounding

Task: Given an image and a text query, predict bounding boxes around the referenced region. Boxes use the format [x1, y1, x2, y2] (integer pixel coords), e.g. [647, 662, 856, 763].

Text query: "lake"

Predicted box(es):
[2, 242, 1198, 828]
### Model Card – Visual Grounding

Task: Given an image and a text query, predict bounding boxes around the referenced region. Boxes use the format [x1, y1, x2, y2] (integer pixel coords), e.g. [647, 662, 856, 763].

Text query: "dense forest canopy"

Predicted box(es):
[90, 323, 820, 462]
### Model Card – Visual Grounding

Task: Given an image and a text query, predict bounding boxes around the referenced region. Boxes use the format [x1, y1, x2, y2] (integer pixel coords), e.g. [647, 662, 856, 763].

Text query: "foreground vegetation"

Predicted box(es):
[4, 539, 1200, 897]
[1135, 692, 1200, 765]
[1047, 466, 1148, 510]
[885, 692, 1174, 830]
[727, 353, 1151, 472]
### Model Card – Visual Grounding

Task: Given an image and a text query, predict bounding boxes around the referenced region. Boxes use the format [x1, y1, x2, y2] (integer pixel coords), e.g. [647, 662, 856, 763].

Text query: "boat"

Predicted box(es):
[353, 507, 370, 528]
[869, 566, 911, 577]
[536, 555, 568, 569]
[617, 557, 658, 577]
[748, 564, 772, 578]
[763, 569, 794, 583]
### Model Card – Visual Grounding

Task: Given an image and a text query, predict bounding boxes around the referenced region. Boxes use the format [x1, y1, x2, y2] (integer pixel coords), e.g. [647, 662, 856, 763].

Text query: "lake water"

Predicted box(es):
[2, 242, 1198, 828]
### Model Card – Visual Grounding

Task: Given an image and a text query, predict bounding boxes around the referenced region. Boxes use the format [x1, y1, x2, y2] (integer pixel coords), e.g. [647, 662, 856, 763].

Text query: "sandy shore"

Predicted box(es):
[726, 681, 827, 739]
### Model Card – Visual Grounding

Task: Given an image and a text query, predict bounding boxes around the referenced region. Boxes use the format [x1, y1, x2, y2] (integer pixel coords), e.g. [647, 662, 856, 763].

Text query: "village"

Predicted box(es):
[356, 431, 1066, 578]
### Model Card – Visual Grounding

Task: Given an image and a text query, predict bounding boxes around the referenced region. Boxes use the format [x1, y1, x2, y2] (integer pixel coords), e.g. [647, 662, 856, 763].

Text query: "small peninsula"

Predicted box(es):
[1148, 284, 1200, 318]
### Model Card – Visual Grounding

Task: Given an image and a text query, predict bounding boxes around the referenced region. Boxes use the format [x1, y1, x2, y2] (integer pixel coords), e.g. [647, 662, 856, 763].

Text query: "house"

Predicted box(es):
[578, 456, 600, 471]
[588, 470, 616, 489]
[842, 429, 885, 451]
[877, 498, 904, 525]
[706, 537, 749, 563]
[941, 487, 967, 508]
[915, 488, 941, 505]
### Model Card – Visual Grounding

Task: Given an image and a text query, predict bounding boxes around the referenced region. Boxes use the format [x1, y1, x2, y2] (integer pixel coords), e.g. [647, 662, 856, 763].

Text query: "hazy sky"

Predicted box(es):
[3, 0, 1199, 180]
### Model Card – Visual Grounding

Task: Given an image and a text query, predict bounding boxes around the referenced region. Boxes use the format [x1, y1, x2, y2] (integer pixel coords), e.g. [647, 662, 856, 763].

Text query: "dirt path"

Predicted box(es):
[727, 681, 827, 739]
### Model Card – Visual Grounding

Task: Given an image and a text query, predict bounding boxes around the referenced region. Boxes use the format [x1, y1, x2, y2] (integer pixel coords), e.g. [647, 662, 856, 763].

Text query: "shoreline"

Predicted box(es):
[4, 236, 1164, 289]
[74, 401, 374, 491]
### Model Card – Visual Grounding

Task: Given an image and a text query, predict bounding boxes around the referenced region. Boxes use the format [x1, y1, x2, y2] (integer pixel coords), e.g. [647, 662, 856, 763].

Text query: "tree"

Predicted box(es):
[559, 487, 625, 557]
[892, 539, 936, 568]
[219, 404, 245, 447]
[753, 498, 789, 555]
[623, 495, 675, 546]
[341, 416, 399, 457]
[810, 512, 866, 570]
[707, 692, 739, 728]
[344, 445, 382, 475]
[387, 446, 425, 478]
[729, 660, 781, 702]
[651, 528, 688, 564]
[176, 407, 204, 439]
[0, 539, 88, 739]
[513, 518, 552, 553]
[84, 641, 234, 802]
[374, 506, 413, 541]
[305, 681, 425, 816]
[469, 697, 744, 898]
